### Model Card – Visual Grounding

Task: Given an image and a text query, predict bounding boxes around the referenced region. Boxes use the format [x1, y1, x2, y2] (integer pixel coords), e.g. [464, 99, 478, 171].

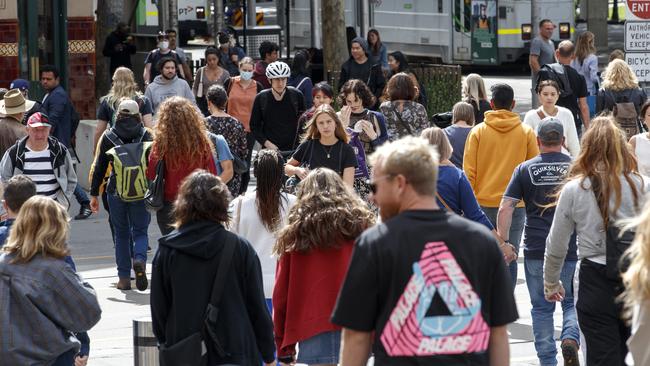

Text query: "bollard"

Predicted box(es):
[133, 316, 159, 366]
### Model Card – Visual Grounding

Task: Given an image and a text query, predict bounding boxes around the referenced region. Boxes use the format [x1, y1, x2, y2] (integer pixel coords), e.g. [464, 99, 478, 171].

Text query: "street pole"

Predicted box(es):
[322, 0, 347, 85]
[158, 0, 169, 31]
[169, 0, 178, 31]
[95, 0, 125, 97]
[310, 0, 322, 49]
[213, 0, 224, 35]
[531, 0, 540, 36]
[587, 1, 608, 50]
[612, 0, 619, 22]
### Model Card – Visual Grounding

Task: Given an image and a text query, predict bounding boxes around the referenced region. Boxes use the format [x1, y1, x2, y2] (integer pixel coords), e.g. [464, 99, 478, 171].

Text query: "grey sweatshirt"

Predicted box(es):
[544, 175, 650, 285]
[144, 74, 196, 113]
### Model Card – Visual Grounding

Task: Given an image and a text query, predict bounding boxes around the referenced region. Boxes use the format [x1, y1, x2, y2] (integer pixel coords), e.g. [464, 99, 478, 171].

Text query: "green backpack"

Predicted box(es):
[105, 129, 152, 202]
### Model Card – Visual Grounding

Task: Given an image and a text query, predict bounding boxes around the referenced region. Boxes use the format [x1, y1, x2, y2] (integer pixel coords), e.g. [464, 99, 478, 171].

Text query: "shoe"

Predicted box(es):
[133, 260, 148, 291]
[147, 245, 152, 253]
[116, 277, 131, 290]
[561, 339, 580, 366]
[74, 203, 92, 220]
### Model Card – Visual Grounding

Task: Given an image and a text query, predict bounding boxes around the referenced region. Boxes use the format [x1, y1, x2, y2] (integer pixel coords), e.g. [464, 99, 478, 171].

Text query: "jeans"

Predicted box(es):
[74, 185, 90, 205]
[482, 206, 525, 291]
[525, 258, 579, 366]
[107, 194, 150, 278]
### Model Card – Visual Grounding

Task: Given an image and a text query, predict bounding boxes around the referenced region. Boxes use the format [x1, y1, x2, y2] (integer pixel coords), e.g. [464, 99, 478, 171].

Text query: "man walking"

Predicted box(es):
[252, 41, 280, 89]
[143, 31, 186, 85]
[145, 57, 195, 113]
[0, 113, 77, 210]
[463, 83, 539, 289]
[0, 89, 33, 157]
[332, 136, 518, 366]
[102, 22, 137, 78]
[529, 19, 556, 108]
[39, 65, 92, 219]
[497, 117, 580, 366]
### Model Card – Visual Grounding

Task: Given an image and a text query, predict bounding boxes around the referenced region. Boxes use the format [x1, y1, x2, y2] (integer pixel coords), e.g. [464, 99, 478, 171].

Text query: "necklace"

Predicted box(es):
[322, 142, 335, 159]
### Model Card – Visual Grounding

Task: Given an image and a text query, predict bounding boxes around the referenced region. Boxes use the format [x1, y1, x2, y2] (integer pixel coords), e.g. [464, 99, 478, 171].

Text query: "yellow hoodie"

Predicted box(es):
[463, 109, 539, 207]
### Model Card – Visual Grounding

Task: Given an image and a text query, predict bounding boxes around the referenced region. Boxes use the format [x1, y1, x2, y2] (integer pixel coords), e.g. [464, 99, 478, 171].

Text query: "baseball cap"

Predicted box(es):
[537, 117, 564, 144]
[117, 99, 139, 115]
[10, 79, 30, 91]
[27, 112, 51, 128]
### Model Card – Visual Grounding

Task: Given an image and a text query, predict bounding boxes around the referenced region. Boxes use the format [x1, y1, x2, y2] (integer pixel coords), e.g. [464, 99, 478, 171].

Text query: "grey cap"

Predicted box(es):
[351, 37, 369, 55]
[537, 117, 564, 144]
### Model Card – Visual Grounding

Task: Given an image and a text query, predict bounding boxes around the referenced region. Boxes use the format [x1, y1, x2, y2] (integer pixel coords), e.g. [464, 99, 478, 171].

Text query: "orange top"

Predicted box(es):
[227, 77, 258, 132]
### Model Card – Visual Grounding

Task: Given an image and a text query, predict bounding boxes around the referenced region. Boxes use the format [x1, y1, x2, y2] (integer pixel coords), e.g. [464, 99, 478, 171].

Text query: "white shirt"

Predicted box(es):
[23, 148, 60, 200]
[633, 133, 650, 176]
[523, 106, 581, 158]
[230, 192, 297, 298]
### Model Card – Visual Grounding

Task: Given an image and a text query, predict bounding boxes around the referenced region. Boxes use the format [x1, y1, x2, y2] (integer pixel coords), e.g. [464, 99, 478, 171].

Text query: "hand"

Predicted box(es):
[89, 196, 100, 213]
[359, 120, 377, 140]
[264, 141, 279, 150]
[545, 282, 566, 302]
[75, 355, 89, 366]
[500, 243, 517, 264]
[114, 43, 124, 52]
[340, 105, 352, 125]
[296, 167, 309, 180]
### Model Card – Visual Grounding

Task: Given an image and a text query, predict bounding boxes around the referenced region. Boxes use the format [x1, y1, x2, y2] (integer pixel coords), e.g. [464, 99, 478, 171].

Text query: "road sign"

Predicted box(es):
[625, 21, 650, 51]
[626, 0, 650, 19]
[626, 53, 650, 82]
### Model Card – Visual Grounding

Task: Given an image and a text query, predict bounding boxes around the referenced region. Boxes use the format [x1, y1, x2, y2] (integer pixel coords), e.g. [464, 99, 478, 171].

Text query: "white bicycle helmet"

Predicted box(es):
[266, 61, 291, 79]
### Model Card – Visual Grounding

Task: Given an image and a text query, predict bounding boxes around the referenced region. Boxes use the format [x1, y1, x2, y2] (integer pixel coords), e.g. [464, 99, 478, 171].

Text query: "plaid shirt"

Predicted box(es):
[0, 253, 102, 364]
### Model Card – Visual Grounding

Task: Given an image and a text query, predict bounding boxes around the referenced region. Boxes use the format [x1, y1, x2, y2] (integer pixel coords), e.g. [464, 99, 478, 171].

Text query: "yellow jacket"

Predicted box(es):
[463, 109, 539, 207]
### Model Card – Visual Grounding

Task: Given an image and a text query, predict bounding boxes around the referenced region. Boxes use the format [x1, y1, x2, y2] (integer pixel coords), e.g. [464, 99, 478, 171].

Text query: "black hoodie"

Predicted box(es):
[151, 221, 275, 365]
[89, 116, 153, 196]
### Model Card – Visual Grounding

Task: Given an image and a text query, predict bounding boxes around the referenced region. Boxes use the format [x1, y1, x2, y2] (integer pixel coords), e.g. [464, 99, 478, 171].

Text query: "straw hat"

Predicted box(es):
[0, 89, 35, 115]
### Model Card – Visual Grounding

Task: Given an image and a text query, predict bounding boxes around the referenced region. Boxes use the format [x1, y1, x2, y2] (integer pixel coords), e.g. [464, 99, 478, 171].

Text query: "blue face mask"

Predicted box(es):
[240, 71, 253, 80]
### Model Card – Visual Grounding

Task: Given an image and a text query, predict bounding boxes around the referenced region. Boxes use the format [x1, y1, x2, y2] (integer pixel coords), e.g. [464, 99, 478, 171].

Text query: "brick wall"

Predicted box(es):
[0, 19, 19, 88]
[67, 17, 96, 119]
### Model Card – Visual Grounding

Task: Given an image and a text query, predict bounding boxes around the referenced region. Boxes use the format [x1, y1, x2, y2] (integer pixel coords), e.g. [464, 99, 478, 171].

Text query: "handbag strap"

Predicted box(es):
[536, 108, 545, 120]
[391, 104, 413, 135]
[209, 233, 237, 307]
[436, 192, 453, 212]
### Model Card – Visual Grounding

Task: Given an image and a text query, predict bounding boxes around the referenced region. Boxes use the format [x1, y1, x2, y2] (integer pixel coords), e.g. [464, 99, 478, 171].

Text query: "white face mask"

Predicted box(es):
[240, 71, 253, 80]
[159, 41, 169, 50]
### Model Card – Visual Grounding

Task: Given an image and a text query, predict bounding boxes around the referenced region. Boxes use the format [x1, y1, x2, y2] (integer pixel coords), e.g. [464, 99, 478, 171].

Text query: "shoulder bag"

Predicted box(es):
[159, 233, 237, 366]
[196, 67, 205, 98]
[144, 159, 165, 212]
[391, 104, 413, 135]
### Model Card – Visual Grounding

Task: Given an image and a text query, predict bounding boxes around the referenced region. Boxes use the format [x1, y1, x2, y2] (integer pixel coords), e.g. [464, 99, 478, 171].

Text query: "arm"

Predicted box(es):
[142, 114, 154, 128]
[46, 93, 66, 135]
[526, 129, 540, 159]
[184, 83, 197, 106]
[488, 325, 510, 366]
[339, 328, 372, 366]
[370, 112, 388, 146]
[543, 185, 575, 289]
[191, 67, 200, 96]
[342, 167, 355, 187]
[181, 63, 192, 84]
[564, 113, 581, 157]
[497, 197, 519, 242]
[89, 136, 111, 196]
[284, 158, 308, 180]
[458, 171, 494, 230]
[462, 130, 479, 189]
[588, 56, 599, 90]
[250, 94, 273, 148]
[0, 150, 14, 182]
[64, 150, 78, 200]
[219, 160, 234, 183]
[579, 97, 590, 129]
[301, 79, 313, 109]
[102, 34, 116, 57]
[143, 63, 152, 85]
[150, 250, 169, 344]
[92, 120, 108, 155]
[529, 54, 541, 74]
[272, 254, 295, 360]
[630, 135, 638, 153]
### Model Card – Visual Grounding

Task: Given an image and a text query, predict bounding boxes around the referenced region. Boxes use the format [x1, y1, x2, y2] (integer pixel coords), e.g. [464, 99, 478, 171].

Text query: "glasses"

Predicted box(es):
[366, 174, 394, 194]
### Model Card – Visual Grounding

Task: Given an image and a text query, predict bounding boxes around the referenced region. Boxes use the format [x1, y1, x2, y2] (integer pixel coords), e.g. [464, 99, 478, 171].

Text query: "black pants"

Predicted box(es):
[156, 201, 175, 236]
[239, 132, 257, 195]
[577, 259, 630, 365]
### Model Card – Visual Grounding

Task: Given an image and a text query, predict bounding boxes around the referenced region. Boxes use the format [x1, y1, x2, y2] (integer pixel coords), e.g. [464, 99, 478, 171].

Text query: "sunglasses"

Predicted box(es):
[366, 174, 394, 194]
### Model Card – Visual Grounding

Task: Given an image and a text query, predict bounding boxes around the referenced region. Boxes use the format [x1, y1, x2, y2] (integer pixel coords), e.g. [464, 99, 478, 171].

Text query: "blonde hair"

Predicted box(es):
[369, 136, 439, 196]
[421, 127, 453, 162]
[2, 196, 69, 264]
[239, 56, 255, 68]
[106, 67, 142, 110]
[602, 59, 639, 92]
[621, 198, 650, 321]
[575, 31, 596, 64]
[452, 101, 475, 125]
[302, 104, 349, 143]
[462, 73, 488, 105]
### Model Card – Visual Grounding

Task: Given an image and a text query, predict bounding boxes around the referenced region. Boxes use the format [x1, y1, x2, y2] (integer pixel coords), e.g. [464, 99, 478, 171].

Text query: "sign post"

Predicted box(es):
[625, 1, 650, 83]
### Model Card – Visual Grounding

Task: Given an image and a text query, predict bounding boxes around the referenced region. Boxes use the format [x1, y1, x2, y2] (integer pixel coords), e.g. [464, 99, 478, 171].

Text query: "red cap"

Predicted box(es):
[27, 112, 52, 128]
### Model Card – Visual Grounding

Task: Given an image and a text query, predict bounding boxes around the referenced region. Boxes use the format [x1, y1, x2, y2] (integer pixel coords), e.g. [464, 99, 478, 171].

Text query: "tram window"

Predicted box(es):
[438, 0, 443, 13]
[464, 0, 471, 32]
[454, 0, 461, 31]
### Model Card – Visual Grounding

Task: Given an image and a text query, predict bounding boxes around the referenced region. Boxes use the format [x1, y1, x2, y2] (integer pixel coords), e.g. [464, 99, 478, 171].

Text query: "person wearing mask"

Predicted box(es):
[331, 137, 518, 366]
[165, 29, 193, 85]
[193, 46, 231, 116]
[223, 57, 264, 194]
[444, 101, 475, 169]
[464, 83, 540, 289]
[205, 85, 247, 197]
[571, 31, 599, 112]
[230, 149, 297, 310]
[143, 31, 186, 85]
[463, 73, 491, 124]
[529, 19, 556, 108]
[146, 97, 217, 235]
[544, 116, 649, 365]
[144, 57, 195, 113]
[338, 37, 386, 109]
[217, 31, 246, 76]
[629, 101, 650, 176]
[0, 89, 32, 157]
[250, 61, 306, 155]
[0, 195, 101, 366]
[151, 170, 275, 366]
[379, 72, 429, 141]
[387, 51, 427, 108]
[285, 105, 357, 187]
[288, 50, 313, 109]
[498, 118, 579, 366]
[596, 59, 648, 118]
[102, 22, 136, 78]
[95, 67, 154, 151]
[523, 80, 581, 158]
[367, 29, 388, 71]
[536, 40, 591, 135]
[252, 40, 280, 89]
[273, 168, 374, 366]
[89, 99, 153, 291]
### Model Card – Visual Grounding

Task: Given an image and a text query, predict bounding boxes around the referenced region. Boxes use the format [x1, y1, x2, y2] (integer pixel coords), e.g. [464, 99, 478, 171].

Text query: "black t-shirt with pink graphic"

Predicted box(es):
[331, 210, 518, 365]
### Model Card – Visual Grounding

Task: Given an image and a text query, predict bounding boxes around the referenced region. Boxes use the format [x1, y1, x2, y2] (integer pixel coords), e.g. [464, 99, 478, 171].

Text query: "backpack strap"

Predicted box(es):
[105, 129, 124, 146]
[296, 76, 309, 90]
[536, 109, 546, 120]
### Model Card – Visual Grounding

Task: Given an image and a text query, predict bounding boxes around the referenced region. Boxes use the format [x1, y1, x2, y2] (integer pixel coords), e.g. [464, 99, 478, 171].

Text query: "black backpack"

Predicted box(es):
[537, 63, 574, 99]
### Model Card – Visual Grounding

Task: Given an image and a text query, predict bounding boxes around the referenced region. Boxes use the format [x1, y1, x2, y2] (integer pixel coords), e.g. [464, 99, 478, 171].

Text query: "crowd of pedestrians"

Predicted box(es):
[1, 22, 650, 366]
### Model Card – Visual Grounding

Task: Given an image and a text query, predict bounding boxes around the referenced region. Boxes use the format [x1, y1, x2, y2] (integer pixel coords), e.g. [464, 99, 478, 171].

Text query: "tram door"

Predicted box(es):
[452, 0, 472, 62]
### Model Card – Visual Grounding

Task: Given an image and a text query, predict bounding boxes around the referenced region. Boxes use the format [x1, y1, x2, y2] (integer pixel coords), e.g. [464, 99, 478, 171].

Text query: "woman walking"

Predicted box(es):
[387, 51, 428, 108]
[367, 28, 388, 71]
[193, 46, 231, 116]
[462, 73, 491, 124]
[151, 170, 275, 366]
[205, 84, 248, 197]
[273, 168, 375, 366]
[544, 116, 650, 365]
[379, 73, 429, 141]
[571, 31, 599, 99]
[596, 59, 647, 116]
[146, 97, 217, 235]
[444, 101, 475, 168]
[288, 50, 313, 109]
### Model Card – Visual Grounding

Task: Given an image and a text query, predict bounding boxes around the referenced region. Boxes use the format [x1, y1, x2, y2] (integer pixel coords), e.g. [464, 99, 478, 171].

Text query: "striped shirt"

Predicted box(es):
[23, 148, 60, 199]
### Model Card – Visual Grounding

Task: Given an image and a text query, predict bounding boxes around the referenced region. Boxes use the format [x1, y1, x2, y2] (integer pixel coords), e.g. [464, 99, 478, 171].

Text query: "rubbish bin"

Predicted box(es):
[133, 316, 158, 366]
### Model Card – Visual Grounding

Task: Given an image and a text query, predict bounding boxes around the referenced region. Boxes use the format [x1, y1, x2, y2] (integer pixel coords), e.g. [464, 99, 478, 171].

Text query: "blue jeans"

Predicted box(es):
[107, 194, 150, 278]
[482, 206, 525, 291]
[74, 185, 90, 205]
[525, 258, 579, 366]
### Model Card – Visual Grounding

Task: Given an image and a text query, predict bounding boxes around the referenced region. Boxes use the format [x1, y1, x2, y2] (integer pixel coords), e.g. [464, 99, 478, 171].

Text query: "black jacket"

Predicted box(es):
[339, 58, 386, 109]
[596, 87, 648, 116]
[102, 31, 136, 75]
[151, 221, 275, 365]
